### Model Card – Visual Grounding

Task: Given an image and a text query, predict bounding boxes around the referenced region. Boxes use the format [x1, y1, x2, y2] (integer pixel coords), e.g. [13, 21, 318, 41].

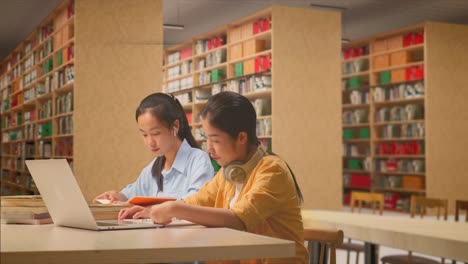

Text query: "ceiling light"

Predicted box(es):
[163, 24, 184, 30]
[310, 3, 347, 12]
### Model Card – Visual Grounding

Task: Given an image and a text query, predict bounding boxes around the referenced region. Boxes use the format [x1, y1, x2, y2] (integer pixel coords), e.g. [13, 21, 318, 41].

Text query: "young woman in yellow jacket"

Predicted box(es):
[120, 91, 308, 263]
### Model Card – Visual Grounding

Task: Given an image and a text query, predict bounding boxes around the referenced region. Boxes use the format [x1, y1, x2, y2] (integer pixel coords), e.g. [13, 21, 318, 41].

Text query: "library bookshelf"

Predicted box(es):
[1, 0, 75, 195]
[162, 6, 342, 209]
[341, 22, 468, 213]
[1, 0, 163, 201]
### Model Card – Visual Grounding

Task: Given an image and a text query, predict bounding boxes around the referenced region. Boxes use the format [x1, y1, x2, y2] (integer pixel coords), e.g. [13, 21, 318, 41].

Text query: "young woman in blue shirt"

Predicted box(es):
[93, 93, 214, 202]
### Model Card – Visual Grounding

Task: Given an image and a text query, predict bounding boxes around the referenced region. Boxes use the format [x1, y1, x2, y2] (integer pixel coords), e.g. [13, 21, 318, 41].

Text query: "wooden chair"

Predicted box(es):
[455, 200, 468, 222]
[338, 191, 384, 264]
[304, 227, 344, 264]
[381, 196, 448, 264]
[454, 200, 468, 264]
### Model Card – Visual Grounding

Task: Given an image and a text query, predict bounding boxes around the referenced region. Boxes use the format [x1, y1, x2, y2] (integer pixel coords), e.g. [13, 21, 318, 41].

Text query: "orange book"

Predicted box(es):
[127, 196, 176, 206]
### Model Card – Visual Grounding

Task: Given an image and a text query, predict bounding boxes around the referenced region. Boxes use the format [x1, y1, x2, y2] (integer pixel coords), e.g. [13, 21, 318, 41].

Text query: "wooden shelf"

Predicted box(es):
[343, 169, 371, 174]
[1, 154, 22, 158]
[193, 45, 227, 59]
[229, 49, 272, 65]
[343, 139, 370, 143]
[194, 100, 208, 106]
[35, 117, 53, 124]
[373, 137, 425, 142]
[257, 115, 272, 120]
[373, 187, 425, 194]
[342, 155, 368, 159]
[181, 103, 193, 111]
[166, 72, 194, 82]
[228, 30, 272, 47]
[54, 81, 74, 94]
[193, 62, 228, 75]
[189, 70, 271, 90]
[342, 55, 369, 63]
[372, 61, 424, 73]
[369, 79, 424, 88]
[35, 92, 53, 102]
[241, 89, 271, 100]
[371, 43, 424, 57]
[342, 85, 371, 92]
[342, 123, 370, 128]
[164, 56, 193, 69]
[343, 186, 371, 191]
[342, 103, 370, 109]
[373, 96, 424, 106]
[2, 139, 25, 144]
[375, 171, 425, 176]
[1, 124, 25, 132]
[374, 155, 425, 159]
[53, 155, 73, 159]
[55, 111, 74, 118]
[342, 71, 370, 79]
[373, 119, 424, 126]
[0, 180, 33, 191]
[54, 133, 73, 139]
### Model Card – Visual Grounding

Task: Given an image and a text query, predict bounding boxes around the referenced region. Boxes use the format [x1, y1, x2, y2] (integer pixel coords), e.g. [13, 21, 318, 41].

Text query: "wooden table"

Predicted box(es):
[302, 210, 468, 263]
[1, 224, 295, 263]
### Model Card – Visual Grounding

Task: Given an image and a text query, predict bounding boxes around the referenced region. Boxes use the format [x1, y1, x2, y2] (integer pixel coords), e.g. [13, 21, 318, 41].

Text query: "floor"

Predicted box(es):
[332, 207, 466, 264]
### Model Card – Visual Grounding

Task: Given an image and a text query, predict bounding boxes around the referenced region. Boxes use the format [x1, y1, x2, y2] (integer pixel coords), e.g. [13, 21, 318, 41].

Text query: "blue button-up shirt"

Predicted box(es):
[121, 139, 214, 200]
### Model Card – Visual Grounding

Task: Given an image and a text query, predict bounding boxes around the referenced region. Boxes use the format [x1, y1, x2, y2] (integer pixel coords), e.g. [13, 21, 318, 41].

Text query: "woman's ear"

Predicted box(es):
[237, 132, 248, 145]
[173, 119, 180, 136]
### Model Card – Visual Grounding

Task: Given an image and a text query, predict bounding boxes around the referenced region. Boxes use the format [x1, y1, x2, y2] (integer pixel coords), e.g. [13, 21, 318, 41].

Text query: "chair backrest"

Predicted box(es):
[350, 191, 384, 215]
[304, 227, 344, 264]
[455, 200, 468, 222]
[410, 196, 448, 220]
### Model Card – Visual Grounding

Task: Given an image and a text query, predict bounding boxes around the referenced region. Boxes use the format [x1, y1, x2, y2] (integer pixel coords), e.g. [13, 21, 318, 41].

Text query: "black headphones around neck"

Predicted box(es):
[222, 145, 266, 184]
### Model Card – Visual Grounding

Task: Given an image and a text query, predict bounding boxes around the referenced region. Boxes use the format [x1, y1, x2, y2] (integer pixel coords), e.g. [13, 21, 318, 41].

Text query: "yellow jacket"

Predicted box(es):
[184, 155, 308, 264]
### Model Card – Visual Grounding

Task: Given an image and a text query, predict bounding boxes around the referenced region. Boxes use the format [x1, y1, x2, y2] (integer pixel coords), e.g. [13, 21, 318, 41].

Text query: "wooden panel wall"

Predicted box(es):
[272, 6, 342, 209]
[425, 22, 468, 213]
[74, 0, 162, 201]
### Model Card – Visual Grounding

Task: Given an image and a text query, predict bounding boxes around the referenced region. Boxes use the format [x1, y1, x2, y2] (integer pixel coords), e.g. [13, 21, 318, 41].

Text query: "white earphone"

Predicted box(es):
[223, 145, 266, 184]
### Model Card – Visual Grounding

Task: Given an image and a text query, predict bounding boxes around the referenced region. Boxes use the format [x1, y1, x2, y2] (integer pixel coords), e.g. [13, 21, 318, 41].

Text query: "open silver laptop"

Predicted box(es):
[25, 159, 162, 231]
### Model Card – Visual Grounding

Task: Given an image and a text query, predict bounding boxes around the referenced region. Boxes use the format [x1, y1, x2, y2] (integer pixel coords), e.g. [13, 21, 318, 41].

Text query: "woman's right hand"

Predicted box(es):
[118, 205, 149, 220]
[92, 190, 126, 204]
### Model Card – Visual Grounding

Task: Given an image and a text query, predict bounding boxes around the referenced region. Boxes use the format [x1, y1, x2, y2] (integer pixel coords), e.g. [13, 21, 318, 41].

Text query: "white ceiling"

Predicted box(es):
[1, 0, 468, 61]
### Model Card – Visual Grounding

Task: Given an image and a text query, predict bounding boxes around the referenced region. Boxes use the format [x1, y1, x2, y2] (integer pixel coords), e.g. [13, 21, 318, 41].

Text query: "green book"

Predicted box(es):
[57, 51, 63, 66]
[343, 129, 354, 140]
[380, 71, 391, 85]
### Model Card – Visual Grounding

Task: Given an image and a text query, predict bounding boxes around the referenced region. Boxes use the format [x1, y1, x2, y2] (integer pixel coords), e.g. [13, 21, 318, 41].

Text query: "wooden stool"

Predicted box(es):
[304, 227, 344, 264]
[338, 191, 384, 264]
[455, 200, 468, 222]
[454, 200, 468, 264]
[381, 196, 448, 264]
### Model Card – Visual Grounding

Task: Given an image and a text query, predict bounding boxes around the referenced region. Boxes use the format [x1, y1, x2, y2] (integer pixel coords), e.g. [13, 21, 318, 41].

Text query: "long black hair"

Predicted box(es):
[136, 93, 198, 192]
[200, 91, 304, 204]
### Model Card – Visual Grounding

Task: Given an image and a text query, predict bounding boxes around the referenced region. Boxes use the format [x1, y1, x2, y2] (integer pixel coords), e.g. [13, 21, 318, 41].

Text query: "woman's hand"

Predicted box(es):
[150, 201, 176, 225]
[118, 205, 149, 220]
[92, 190, 127, 204]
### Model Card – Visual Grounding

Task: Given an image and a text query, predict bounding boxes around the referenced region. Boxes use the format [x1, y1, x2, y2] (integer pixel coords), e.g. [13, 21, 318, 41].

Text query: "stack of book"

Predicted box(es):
[89, 204, 130, 220]
[1, 195, 52, 224]
[1, 195, 130, 225]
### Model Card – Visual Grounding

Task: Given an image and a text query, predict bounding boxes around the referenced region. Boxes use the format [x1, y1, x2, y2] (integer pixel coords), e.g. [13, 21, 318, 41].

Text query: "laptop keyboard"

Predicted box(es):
[96, 219, 154, 226]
